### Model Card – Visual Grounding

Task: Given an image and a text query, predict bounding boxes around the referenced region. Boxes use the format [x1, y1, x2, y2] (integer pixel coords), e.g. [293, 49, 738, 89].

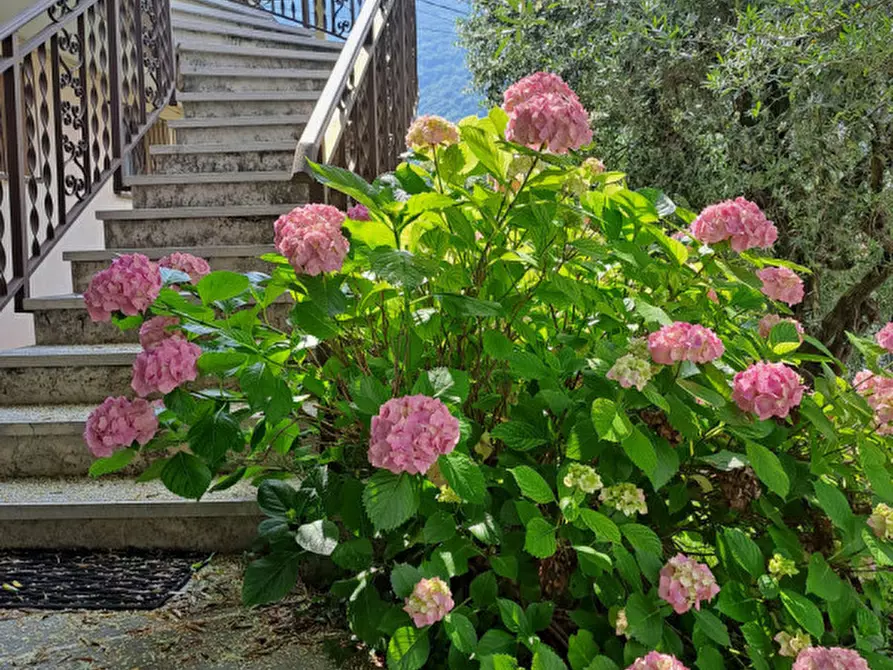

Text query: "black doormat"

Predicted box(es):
[0, 550, 208, 610]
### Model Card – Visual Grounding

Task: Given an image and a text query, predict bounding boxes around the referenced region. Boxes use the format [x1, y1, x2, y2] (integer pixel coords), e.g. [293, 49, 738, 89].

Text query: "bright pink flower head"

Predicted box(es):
[732, 362, 805, 420]
[274, 204, 349, 276]
[158, 252, 210, 285]
[876, 322, 893, 353]
[758, 314, 805, 341]
[84, 396, 158, 458]
[131, 338, 201, 397]
[505, 92, 592, 154]
[626, 652, 689, 670]
[758, 267, 805, 306]
[403, 577, 454, 628]
[502, 71, 580, 113]
[347, 203, 370, 221]
[405, 115, 460, 149]
[648, 322, 724, 365]
[139, 316, 183, 351]
[793, 647, 869, 670]
[658, 553, 720, 614]
[368, 395, 460, 475]
[853, 370, 893, 434]
[689, 197, 777, 252]
[83, 254, 162, 322]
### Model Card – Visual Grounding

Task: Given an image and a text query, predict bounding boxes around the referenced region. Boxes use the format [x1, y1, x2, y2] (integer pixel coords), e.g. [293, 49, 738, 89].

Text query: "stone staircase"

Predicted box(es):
[0, 0, 341, 551]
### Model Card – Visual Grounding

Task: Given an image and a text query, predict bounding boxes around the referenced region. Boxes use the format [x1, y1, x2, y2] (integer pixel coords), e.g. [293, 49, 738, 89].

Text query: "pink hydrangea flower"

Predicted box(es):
[689, 197, 777, 251]
[84, 396, 158, 458]
[274, 204, 349, 276]
[793, 647, 869, 670]
[505, 92, 592, 154]
[854, 370, 893, 435]
[626, 652, 689, 670]
[405, 115, 460, 149]
[403, 577, 454, 627]
[732, 362, 805, 420]
[368, 394, 460, 475]
[606, 354, 653, 391]
[83, 254, 162, 322]
[158, 252, 210, 285]
[758, 314, 805, 341]
[658, 554, 720, 614]
[131, 338, 201, 397]
[648, 322, 724, 365]
[707, 288, 719, 304]
[347, 203, 370, 221]
[138, 316, 183, 351]
[758, 267, 805, 306]
[876, 322, 893, 352]
[503, 71, 580, 113]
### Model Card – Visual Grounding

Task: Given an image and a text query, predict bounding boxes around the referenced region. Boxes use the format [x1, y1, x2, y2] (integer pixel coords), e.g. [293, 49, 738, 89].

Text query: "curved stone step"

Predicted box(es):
[122, 170, 306, 208]
[168, 114, 309, 143]
[178, 40, 338, 70]
[179, 65, 330, 93]
[150, 140, 297, 174]
[172, 16, 343, 51]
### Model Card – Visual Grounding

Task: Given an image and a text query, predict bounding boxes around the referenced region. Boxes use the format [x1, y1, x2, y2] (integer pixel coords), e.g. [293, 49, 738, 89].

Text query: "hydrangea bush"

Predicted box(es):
[81, 73, 893, 669]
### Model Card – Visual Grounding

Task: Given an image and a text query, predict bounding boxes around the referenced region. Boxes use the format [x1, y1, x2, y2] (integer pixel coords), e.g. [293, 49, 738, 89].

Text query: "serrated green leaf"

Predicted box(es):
[89, 448, 137, 477]
[621, 524, 662, 557]
[444, 612, 477, 654]
[387, 626, 430, 670]
[439, 451, 486, 504]
[745, 442, 789, 498]
[580, 509, 622, 545]
[694, 610, 730, 647]
[780, 590, 825, 638]
[625, 592, 663, 647]
[591, 398, 632, 443]
[363, 471, 420, 531]
[723, 528, 764, 578]
[524, 517, 557, 558]
[491, 421, 548, 451]
[510, 466, 555, 503]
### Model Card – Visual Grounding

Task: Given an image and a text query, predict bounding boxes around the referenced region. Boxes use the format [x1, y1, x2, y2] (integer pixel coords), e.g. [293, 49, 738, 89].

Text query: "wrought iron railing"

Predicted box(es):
[234, 0, 364, 39]
[292, 0, 417, 203]
[0, 0, 175, 312]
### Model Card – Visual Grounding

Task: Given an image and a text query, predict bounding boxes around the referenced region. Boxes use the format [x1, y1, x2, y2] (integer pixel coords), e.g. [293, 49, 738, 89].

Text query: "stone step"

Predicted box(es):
[175, 0, 286, 22]
[122, 170, 306, 208]
[98, 204, 297, 248]
[168, 114, 308, 143]
[63, 244, 276, 293]
[0, 344, 140, 405]
[150, 141, 296, 174]
[177, 90, 320, 119]
[172, 16, 342, 51]
[178, 41, 338, 70]
[171, 1, 312, 37]
[179, 65, 330, 93]
[0, 477, 259, 550]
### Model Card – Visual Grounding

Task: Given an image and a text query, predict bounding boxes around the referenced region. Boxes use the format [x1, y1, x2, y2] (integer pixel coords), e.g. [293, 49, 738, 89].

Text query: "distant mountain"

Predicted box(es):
[415, 2, 483, 121]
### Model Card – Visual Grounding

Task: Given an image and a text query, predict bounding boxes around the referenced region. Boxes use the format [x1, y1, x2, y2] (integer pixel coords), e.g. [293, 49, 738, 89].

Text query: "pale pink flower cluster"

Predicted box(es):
[403, 577, 454, 627]
[868, 503, 893, 541]
[131, 337, 201, 397]
[775, 631, 811, 658]
[607, 354, 653, 391]
[346, 203, 370, 221]
[614, 609, 628, 637]
[793, 647, 869, 670]
[503, 72, 592, 154]
[689, 197, 778, 252]
[84, 396, 158, 458]
[647, 322, 725, 365]
[758, 314, 805, 341]
[83, 254, 162, 322]
[405, 115, 460, 149]
[626, 652, 689, 670]
[758, 267, 805, 306]
[273, 204, 349, 276]
[368, 394, 460, 475]
[853, 370, 893, 435]
[138, 316, 183, 351]
[876, 322, 893, 352]
[658, 554, 720, 614]
[158, 252, 210, 285]
[732, 362, 805, 420]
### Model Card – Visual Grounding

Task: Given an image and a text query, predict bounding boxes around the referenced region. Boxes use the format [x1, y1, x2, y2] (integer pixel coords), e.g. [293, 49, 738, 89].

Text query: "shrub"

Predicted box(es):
[83, 74, 893, 669]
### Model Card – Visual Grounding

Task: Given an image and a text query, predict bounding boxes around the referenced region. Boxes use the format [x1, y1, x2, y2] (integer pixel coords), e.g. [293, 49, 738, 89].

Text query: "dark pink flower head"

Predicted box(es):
[689, 197, 777, 252]
[83, 253, 162, 322]
[139, 316, 184, 351]
[158, 252, 210, 285]
[403, 577, 454, 627]
[732, 362, 805, 420]
[347, 203, 370, 221]
[758, 267, 805, 306]
[84, 396, 158, 458]
[876, 322, 893, 353]
[758, 314, 805, 341]
[274, 204, 349, 276]
[648, 322, 724, 365]
[502, 71, 580, 113]
[658, 554, 720, 614]
[131, 338, 201, 397]
[368, 394, 460, 475]
[626, 652, 690, 670]
[793, 647, 869, 670]
[505, 92, 592, 154]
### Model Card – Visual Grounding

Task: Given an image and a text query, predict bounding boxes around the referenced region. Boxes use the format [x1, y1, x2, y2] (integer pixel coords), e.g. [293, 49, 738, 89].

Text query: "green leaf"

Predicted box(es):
[363, 471, 420, 531]
[621, 427, 658, 478]
[387, 626, 430, 670]
[723, 528, 764, 578]
[567, 630, 599, 670]
[198, 351, 247, 375]
[187, 407, 243, 465]
[480, 654, 521, 670]
[621, 524, 662, 557]
[780, 590, 825, 638]
[89, 448, 137, 477]
[508, 351, 551, 380]
[423, 511, 457, 543]
[677, 379, 726, 408]
[769, 321, 802, 354]
[197, 271, 249, 304]
[510, 466, 555, 503]
[476, 629, 516, 657]
[695, 646, 725, 670]
[524, 517, 558, 558]
[813, 480, 853, 530]
[391, 563, 423, 598]
[587, 657, 620, 670]
[591, 399, 632, 442]
[290, 301, 340, 340]
[295, 519, 338, 556]
[160, 452, 212, 500]
[308, 161, 380, 208]
[344, 217, 395, 249]
[470, 571, 498, 607]
[806, 553, 844, 601]
[532, 643, 568, 670]
[370, 248, 430, 289]
[257, 479, 301, 518]
[444, 612, 477, 654]
[331, 538, 373, 571]
[491, 421, 548, 451]
[468, 511, 503, 545]
[240, 363, 293, 426]
[694, 610, 730, 647]
[439, 452, 486, 504]
[439, 293, 504, 317]
[579, 509, 622, 545]
[497, 598, 530, 636]
[625, 592, 663, 647]
[860, 443, 893, 504]
[483, 330, 513, 360]
[460, 124, 504, 179]
[745, 442, 789, 498]
[242, 552, 300, 606]
[406, 192, 454, 215]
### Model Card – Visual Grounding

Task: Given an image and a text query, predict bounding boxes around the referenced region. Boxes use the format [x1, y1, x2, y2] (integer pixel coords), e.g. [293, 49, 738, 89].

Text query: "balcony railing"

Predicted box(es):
[0, 0, 175, 312]
[233, 0, 364, 39]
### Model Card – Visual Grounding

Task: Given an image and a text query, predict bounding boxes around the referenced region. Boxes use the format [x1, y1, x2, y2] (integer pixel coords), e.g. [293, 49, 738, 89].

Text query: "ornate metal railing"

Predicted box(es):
[234, 0, 364, 39]
[292, 0, 417, 203]
[0, 0, 174, 312]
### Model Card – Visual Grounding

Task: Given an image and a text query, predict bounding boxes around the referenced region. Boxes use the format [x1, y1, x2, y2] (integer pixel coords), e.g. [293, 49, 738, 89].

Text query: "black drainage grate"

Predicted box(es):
[0, 550, 207, 610]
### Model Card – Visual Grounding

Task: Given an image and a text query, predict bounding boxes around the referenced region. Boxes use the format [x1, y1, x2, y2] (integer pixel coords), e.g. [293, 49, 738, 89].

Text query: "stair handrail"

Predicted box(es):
[0, 0, 175, 313]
